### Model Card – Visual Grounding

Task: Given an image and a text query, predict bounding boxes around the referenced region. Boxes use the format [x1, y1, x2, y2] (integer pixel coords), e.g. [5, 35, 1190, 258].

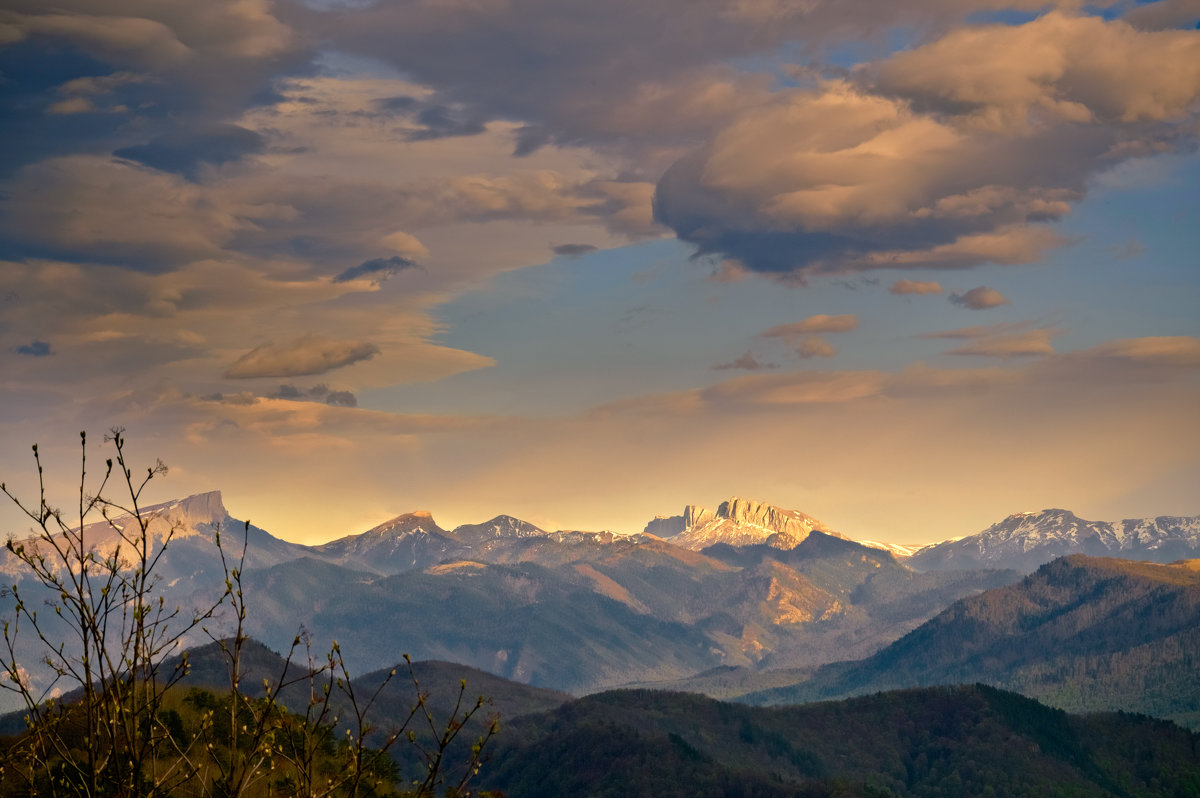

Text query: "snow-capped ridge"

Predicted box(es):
[451, 515, 548, 543]
[910, 508, 1200, 572]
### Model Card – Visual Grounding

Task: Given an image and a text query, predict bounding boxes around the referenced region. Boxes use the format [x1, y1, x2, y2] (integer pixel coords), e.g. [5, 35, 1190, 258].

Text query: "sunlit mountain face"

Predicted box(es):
[0, 2, 1197, 572]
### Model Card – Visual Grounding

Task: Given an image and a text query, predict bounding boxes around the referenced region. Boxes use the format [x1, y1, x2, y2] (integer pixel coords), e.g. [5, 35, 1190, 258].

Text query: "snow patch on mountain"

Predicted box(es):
[909, 509, 1200, 571]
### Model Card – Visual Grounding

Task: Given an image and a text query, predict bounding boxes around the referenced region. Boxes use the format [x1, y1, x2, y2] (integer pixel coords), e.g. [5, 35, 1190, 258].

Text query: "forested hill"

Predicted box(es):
[475, 685, 1200, 797]
[742, 556, 1200, 728]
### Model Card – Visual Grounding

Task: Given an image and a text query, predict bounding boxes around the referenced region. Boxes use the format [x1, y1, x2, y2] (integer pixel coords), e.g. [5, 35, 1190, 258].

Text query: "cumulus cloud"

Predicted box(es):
[890, 279, 943, 295]
[761, 314, 859, 338]
[333, 256, 420, 284]
[298, 0, 1060, 162]
[225, 337, 380, 379]
[949, 286, 1010, 310]
[653, 13, 1200, 277]
[871, 12, 1200, 129]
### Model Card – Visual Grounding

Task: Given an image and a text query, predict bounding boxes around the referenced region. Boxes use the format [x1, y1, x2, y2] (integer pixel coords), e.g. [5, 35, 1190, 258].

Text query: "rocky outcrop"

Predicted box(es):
[650, 497, 836, 552]
[643, 515, 686, 538]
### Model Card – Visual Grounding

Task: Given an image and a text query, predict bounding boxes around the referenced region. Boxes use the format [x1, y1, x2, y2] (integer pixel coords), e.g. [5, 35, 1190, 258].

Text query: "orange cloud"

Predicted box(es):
[950, 286, 1010, 310]
[761, 314, 859, 338]
[873, 12, 1200, 129]
[1078, 336, 1200, 367]
[225, 336, 380, 379]
[796, 335, 838, 359]
[946, 329, 1058, 359]
[890, 279, 943, 295]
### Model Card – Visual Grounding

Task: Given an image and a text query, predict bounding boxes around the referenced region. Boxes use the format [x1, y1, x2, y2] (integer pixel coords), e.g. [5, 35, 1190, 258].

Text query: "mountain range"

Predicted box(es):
[908, 507, 1200, 572]
[4, 491, 1199, 717]
[0, 492, 1015, 699]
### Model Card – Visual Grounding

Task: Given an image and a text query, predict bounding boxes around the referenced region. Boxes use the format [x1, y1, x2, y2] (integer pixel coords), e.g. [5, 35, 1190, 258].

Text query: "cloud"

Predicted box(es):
[652, 13, 1200, 277]
[699, 370, 886, 407]
[15, 340, 52, 357]
[4, 13, 192, 69]
[333, 256, 420, 284]
[871, 12, 1200, 128]
[406, 104, 489, 142]
[3, 2, 294, 65]
[796, 335, 838, 358]
[949, 286, 1010, 310]
[1, 156, 291, 270]
[1076, 336, 1200, 367]
[882, 361, 1020, 396]
[114, 125, 266, 179]
[46, 97, 102, 115]
[583, 181, 664, 238]
[761, 314, 859, 338]
[324, 390, 358, 407]
[946, 329, 1058, 359]
[381, 232, 429, 258]
[225, 337, 380, 379]
[1123, 0, 1200, 31]
[553, 243, 598, 257]
[890, 279, 943, 295]
[298, 0, 1063, 165]
[712, 351, 776, 371]
[271, 383, 360, 408]
[917, 322, 1029, 340]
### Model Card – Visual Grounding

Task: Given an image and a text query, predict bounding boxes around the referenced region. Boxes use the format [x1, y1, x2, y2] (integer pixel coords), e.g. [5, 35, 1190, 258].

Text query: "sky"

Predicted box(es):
[1, 0, 1198, 546]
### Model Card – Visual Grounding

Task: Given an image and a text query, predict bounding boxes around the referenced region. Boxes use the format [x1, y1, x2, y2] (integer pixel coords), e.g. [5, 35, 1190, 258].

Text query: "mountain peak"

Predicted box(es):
[135, 490, 227, 526]
[365, 511, 444, 537]
[716, 496, 821, 530]
[652, 497, 833, 551]
[451, 515, 547, 543]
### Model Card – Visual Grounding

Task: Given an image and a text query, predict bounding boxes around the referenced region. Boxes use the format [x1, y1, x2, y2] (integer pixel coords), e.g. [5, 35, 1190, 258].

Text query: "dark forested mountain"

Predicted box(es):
[744, 556, 1200, 728]
[476, 685, 1200, 797]
[909, 508, 1200, 572]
